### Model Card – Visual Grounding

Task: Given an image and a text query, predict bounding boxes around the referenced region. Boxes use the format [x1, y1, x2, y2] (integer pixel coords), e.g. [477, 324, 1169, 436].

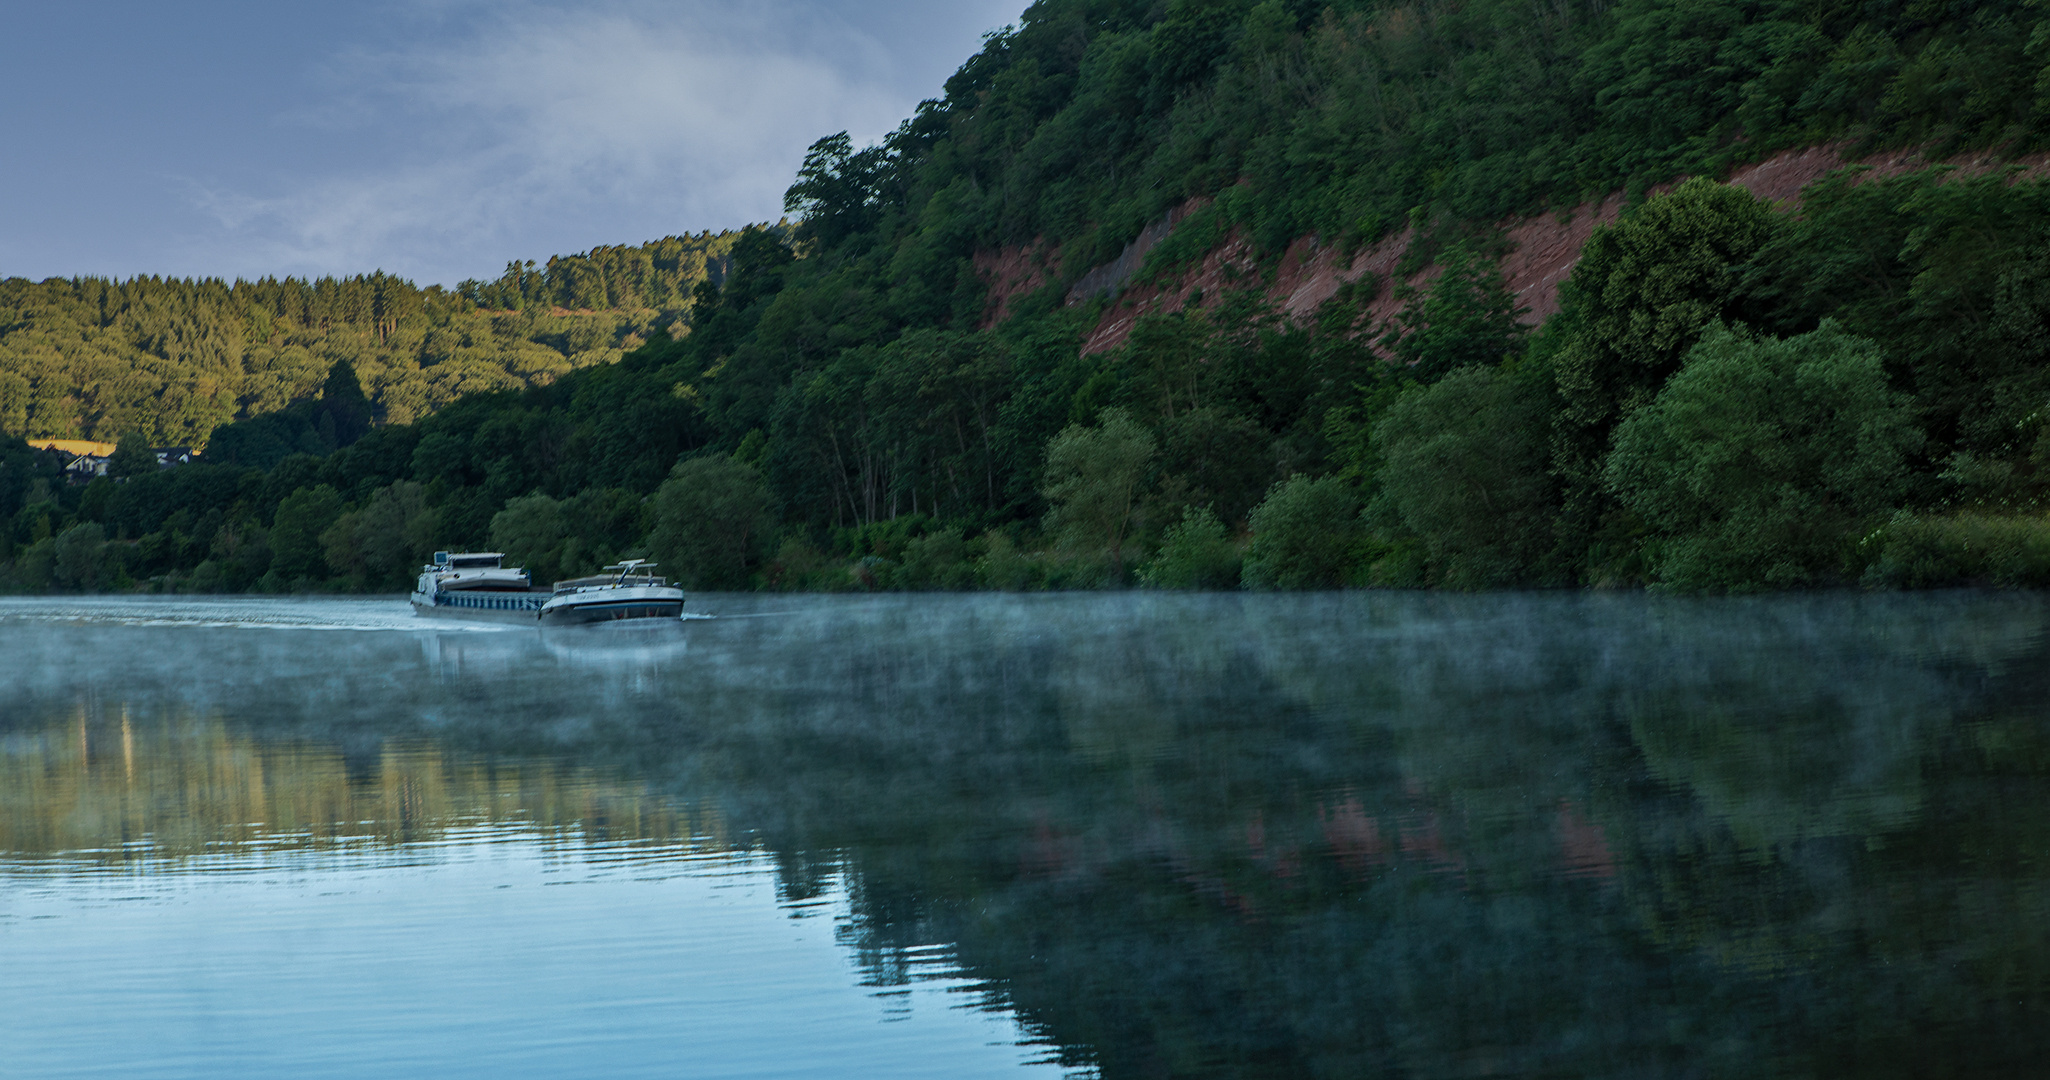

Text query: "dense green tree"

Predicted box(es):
[1743, 170, 2050, 479]
[1605, 322, 1921, 591]
[52, 522, 105, 591]
[1554, 179, 1782, 439]
[268, 485, 345, 586]
[107, 432, 157, 480]
[1138, 504, 1241, 588]
[77, 476, 115, 524]
[1122, 310, 1215, 422]
[1548, 178, 1784, 579]
[9, 537, 56, 591]
[784, 133, 899, 252]
[321, 482, 435, 590]
[811, 328, 1017, 527]
[1241, 474, 1358, 589]
[1377, 242, 1528, 386]
[482, 487, 642, 587]
[648, 455, 773, 590]
[1152, 406, 1275, 530]
[194, 521, 271, 593]
[0, 372, 28, 436]
[1375, 364, 1558, 588]
[488, 493, 570, 587]
[460, 232, 740, 312]
[1042, 408, 1157, 577]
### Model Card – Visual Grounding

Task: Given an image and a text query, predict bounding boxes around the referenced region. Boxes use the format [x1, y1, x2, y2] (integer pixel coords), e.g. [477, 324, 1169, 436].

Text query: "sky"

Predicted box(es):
[0, 0, 1027, 288]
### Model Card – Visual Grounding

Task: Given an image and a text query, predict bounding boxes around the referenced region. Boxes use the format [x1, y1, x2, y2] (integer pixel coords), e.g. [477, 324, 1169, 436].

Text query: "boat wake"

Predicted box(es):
[0, 597, 514, 632]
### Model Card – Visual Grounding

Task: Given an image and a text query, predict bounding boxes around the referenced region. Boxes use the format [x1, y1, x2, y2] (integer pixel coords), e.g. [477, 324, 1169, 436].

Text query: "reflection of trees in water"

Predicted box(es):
[3, 593, 2048, 1076]
[1588, 616, 2050, 1079]
[0, 707, 721, 866]
[790, 594, 2050, 1078]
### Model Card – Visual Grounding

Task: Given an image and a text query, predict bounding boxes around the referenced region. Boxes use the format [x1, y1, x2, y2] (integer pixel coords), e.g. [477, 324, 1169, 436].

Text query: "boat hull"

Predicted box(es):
[537, 585, 685, 625]
[410, 590, 548, 623]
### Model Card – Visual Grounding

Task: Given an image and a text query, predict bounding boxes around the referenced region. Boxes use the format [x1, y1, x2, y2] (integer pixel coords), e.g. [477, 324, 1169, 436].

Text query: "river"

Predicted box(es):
[2, 592, 2046, 1077]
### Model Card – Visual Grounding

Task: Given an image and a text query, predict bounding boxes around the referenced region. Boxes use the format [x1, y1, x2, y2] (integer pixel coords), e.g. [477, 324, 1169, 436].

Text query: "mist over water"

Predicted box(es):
[3, 592, 2048, 1077]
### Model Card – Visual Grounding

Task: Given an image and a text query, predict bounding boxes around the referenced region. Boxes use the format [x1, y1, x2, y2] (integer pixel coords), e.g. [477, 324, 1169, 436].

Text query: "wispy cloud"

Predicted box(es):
[187, 0, 941, 285]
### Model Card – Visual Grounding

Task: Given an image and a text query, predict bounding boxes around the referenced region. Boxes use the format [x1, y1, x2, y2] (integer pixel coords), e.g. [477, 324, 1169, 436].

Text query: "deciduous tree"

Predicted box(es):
[649, 455, 773, 590]
[1042, 408, 1156, 577]
[1606, 322, 1921, 591]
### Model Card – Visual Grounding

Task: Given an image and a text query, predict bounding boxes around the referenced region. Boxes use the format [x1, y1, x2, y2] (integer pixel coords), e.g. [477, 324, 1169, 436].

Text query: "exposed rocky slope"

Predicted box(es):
[984, 144, 2050, 356]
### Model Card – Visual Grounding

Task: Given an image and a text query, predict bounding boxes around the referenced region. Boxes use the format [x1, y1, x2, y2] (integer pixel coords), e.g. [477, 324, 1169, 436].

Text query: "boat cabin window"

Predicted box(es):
[445, 554, 503, 569]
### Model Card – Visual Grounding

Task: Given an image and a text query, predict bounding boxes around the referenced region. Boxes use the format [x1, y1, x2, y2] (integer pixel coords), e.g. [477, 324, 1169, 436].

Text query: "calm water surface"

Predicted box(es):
[2, 592, 2046, 1078]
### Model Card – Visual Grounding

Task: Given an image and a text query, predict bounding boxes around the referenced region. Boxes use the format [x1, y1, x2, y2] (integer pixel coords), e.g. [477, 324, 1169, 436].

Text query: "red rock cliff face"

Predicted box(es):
[976, 143, 2050, 356]
[973, 241, 1060, 328]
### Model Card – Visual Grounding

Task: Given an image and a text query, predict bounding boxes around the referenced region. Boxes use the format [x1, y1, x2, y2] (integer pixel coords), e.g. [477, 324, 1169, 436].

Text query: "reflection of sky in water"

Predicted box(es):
[0, 598, 1064, 1079]
[1, 831, 1058, 1079]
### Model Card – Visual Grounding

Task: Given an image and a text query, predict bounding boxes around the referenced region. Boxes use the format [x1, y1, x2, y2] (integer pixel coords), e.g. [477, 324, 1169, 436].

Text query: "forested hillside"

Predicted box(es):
[0, 231, 743, 447]
[9, 0, 2050, 595]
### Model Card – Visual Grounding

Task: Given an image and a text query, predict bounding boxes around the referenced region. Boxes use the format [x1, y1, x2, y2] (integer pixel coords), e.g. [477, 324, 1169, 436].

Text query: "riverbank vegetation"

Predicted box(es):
[7, 0, 2050, 594]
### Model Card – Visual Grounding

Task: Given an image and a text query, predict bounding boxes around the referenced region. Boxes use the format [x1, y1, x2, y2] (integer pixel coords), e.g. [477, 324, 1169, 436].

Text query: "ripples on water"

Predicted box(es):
[2, 592, 2047, 1078]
